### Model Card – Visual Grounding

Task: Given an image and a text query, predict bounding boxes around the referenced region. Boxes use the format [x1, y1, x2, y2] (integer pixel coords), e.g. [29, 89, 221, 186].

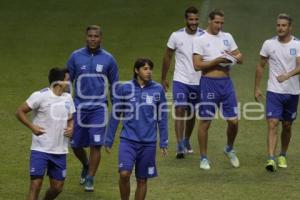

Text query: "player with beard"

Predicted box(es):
[161, 6, 203, 159]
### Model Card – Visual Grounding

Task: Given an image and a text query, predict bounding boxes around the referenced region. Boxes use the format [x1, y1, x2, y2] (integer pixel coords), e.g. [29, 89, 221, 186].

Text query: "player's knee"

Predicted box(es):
[51, 186, 63, 195]
[136, 178, 147, 186]
[227, 119, 238, 127]
[119, 171, 131, 181]
[282, 121, 292, 131]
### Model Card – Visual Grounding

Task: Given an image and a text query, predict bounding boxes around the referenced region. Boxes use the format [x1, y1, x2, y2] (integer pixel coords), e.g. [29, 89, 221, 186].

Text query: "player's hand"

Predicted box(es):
[64, 126, 73, 138]
[277, 74, 289, 83]
[31, 125, 46, 136]
[105, 146, 112, 154]
[161, 79, 169, 92]
[254, 88, 263, 102]
[160, 148, 168, 157]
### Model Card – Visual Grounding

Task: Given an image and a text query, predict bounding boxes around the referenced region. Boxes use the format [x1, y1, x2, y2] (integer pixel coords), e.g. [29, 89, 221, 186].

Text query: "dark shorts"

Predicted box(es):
[172, 81, 200, 109]
[266, 91, 299, 121]
[29, 150, 66, 181]
[199, 76, 238, 120]
[71, 108, 107, 148]
[118, 138, 157, 179]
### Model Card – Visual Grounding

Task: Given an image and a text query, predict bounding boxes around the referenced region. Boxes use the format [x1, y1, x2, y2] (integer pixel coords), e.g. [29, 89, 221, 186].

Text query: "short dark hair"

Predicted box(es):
[277, 13, 292, 25]
[185, 6, 199, 18]
[208, 9, 224, 20]
[86, 25, 102, 35]
[133, 58, 154, 79]
[48, 67, 68, 86]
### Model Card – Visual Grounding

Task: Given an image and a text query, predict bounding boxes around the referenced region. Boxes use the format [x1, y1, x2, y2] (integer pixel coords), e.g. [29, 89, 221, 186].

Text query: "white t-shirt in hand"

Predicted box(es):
[193, 30, 238, 64]
[260, 36, 300, 95]
[26, 88, 76, 154]
[167, 27, 203, 85]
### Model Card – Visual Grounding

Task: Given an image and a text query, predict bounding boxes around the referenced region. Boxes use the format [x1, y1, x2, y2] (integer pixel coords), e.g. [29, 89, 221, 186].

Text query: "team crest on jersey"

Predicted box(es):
[96, 64, 103, 72]
[146, 95, 153, 104]
[290, 48, 297, 55]
[223, 39, 229, 46]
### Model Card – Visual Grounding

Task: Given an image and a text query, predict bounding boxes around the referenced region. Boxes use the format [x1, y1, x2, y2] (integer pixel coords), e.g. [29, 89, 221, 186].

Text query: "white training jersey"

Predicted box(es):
[193, 30, 238, 63]
[260, 36, 300, 95]
[26, 88, 76, 154]
[167, 27, 203, 85]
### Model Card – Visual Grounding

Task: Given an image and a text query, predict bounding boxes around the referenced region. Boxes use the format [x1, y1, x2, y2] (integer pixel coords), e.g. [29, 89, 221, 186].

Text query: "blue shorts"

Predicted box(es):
[172, 81, 199, 109]
[29, 150, 66, 181]
[266, 91, 299, 121]
[71, 108, 106, 148]
[199, 76, 238, 119]
[118, 138, 157, 179]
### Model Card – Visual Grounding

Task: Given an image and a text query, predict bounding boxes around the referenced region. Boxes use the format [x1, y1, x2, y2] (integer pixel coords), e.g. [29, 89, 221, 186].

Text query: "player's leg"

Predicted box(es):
[27, 150, 47, 200]
[43, 153, 66, 200]
[119, 171, 132, 200]
[172, 81, 189, 158]
[198, 77, 218, 169]
[119, 139, 137, 200]
[135, 178, 147, 200]
[27, 178, 43, 200]
[220, 78, 240, 168]
[135, 143, 157, 200]
[71, 112, 89, 184]
[183, 85, 199, 154]
[278, 94, 299, 168]
[43, 179, 64, 200]
[265, 91, 284, 171]
[84, 108, 106, 192]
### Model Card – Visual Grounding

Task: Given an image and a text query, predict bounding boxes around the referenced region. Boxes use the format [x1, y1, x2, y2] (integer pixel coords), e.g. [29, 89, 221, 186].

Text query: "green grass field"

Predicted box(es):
[1, 0, 300, 199]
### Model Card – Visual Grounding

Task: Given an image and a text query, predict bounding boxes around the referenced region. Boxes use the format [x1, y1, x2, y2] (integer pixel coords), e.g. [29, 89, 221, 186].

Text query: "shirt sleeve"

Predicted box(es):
[157, 86, 168, 148]
[227, 33, 238, 52]
[260, 40, 269, 57]
[167, 32, 176, 50]
[68, 95, 76, 114]
[107, 56, 119, 104]
[105, 85, 123, 148]
[192, 37, 204, 55]
[66, 53, 76, 82]
[26, 92, 42, 110]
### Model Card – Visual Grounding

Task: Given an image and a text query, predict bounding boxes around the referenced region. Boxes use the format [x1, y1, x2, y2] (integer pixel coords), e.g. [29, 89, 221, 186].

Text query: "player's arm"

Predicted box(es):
[227, 49, 243, 64]
[193, 53, 227, 71]
[64, 115, 74, 138]
[254, 56, 268, 102]
[15, 102, 45, 135]
[158, 88, 168, 157]
[277, 56, 300, 82]
[107, 57, 119, 104]
[104, 86, 123, 153]
[161, 47, 175, 91]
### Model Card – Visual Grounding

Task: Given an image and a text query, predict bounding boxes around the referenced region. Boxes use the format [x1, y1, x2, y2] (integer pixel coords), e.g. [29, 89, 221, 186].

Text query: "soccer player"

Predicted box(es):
[192, 9, 243, 170]
[16, 67, 75, 200]
[161, 6, 203, 159]
[105, 58, 168, 200]
[254, 13, 300, 172]
[67, 25, 119, 191]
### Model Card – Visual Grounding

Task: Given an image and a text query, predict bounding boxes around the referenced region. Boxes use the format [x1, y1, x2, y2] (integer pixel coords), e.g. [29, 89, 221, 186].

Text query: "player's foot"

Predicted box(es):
[84, 176, 94, 192]
[277, 156, 287, 168]
[176, 152, 185, 159]
[184, 140, 194, 154]
[80, 165, 88, 185]
[224, 147, 240, 168]
[176, 142, 185, 159]
[200, 158, 211, 170]
[265, 159, 277, 172]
